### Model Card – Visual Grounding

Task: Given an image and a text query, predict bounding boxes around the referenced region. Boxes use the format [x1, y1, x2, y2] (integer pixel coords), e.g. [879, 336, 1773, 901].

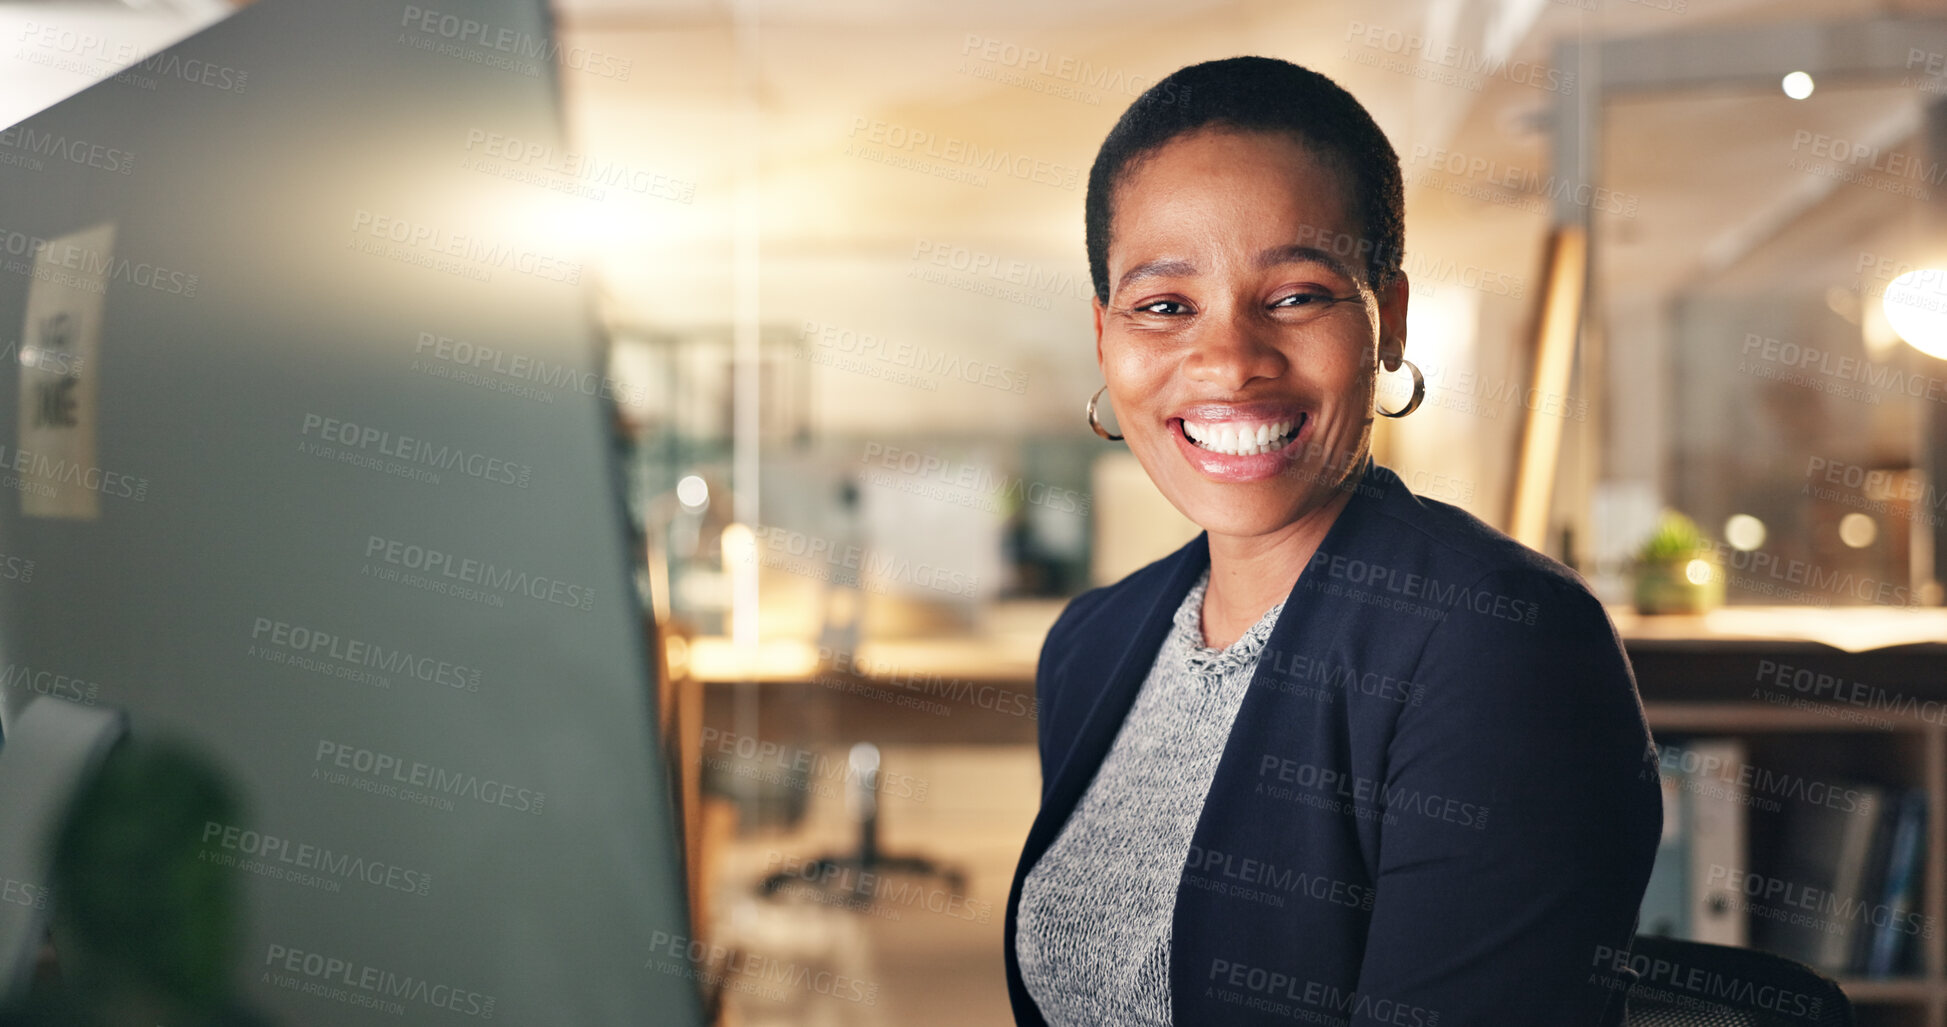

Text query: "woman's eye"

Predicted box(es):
[1273, 291, 1333, 309]
[1135, 300, 1189, 315]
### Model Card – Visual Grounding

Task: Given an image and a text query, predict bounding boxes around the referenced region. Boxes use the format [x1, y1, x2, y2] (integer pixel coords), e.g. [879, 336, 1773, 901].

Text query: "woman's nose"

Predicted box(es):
[1182, 310, 1287, 390]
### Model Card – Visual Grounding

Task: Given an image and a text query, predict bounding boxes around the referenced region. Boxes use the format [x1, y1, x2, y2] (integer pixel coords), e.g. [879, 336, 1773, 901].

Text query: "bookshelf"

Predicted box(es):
[1624, 616, 1947, 1027]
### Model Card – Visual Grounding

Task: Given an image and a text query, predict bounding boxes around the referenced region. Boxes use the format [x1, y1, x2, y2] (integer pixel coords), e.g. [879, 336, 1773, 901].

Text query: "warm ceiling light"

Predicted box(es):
[1883, 269, 1947, 359]
[676, 474, 710, 510]
[1724, 514, 1766, 551]
[1782, 72, 1814, 99]
[1839, 513, 1878, 549]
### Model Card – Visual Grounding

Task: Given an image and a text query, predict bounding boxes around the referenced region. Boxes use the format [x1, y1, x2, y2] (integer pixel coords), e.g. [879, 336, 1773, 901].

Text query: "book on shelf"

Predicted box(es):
[1684, 738, 1748, 946]
[1846, 787, 1901, 974]
[1863, 788, 1927, 978]
[1637, 738, 1748, 946]
[1639, 734, 1931, 978]
[1639, 752, 1688, 938]
[1757, 781, 1926, 978]
[1812, 784, 1885, 971]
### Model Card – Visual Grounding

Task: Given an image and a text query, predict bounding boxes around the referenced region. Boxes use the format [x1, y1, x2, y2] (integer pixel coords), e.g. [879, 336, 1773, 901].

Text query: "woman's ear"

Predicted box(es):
[1093, 296, 1107, 371]
[1376, 272, 1409, 373]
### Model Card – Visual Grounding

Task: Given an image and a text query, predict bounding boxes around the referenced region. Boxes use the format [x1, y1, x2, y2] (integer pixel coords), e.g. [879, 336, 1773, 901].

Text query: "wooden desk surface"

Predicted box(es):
[685, 600, 1063, 685]
[684, 603, 1945, 743]
[689, 602, 1946, 685]
[1608, 605, 1947, 654]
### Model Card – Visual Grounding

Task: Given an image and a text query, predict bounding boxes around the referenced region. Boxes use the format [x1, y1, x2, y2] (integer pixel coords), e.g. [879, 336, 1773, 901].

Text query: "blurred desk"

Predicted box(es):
[679, 602, 1947, 742]
[683, 600, 1061, 746]
[1611, 605, 1947, 654]
[686, 637, 1044, 685]
[1614, 604, 1947, 714]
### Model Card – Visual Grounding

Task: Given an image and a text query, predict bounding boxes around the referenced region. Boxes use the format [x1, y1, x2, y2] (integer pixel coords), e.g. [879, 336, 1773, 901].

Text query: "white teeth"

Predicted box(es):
[1181, 418, 1297, 456]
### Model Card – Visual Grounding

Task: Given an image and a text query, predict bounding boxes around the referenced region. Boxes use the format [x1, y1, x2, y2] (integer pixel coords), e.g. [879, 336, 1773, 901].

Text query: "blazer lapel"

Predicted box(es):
[1020, 533, 1211, 869]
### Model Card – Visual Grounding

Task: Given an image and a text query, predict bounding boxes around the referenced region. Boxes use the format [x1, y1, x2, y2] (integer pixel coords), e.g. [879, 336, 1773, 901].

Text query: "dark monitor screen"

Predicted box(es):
[0, 1, 700, 1022]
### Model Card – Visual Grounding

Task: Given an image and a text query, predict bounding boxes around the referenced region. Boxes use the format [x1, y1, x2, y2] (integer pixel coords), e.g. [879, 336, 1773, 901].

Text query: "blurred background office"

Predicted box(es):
[8, 0, 1947, 1024]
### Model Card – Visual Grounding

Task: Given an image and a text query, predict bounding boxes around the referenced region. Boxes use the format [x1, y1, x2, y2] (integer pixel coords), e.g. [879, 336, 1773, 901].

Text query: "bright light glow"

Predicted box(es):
[1684, 559, 1714, 586]
[1839, 513, 1878, 549]
[1403, 281, 1480, 373]
[1724, 514, 1766, 551]
[1782, 72, 1814, 100]
[1883, 269, 1947, 359]
[684, 637, 820, 682]
[720, 522, 754, 569]
[1862, 288, 1900, 358]
[676, 474, 709, 510]
[720, 522, 758, 655]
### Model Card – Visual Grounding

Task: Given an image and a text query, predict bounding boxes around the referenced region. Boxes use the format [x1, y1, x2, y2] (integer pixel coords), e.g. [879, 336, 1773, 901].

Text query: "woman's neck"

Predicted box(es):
[1199, 485, 1356, 649]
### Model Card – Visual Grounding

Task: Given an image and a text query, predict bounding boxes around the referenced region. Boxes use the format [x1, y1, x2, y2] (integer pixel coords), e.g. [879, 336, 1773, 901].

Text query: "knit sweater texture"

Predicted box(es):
[1015, 568, 1287, 1025]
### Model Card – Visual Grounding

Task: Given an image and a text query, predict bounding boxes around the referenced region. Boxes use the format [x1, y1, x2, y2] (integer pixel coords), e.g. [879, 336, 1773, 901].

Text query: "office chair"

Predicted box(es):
[1623, 935, 1853, 1027]
[757, 742, 967, 909]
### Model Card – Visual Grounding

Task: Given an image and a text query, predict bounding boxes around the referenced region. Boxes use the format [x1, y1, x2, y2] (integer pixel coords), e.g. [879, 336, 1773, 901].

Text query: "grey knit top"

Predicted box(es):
[1014, 568, 1287, 1026]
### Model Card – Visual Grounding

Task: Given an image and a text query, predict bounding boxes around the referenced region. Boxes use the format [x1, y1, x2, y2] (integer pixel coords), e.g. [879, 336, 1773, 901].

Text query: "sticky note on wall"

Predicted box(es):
[16, 222, 114, 520]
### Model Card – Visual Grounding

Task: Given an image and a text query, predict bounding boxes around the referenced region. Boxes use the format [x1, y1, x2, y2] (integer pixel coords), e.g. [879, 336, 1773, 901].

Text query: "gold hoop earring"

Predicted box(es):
[1087, 385, 1124, 441]
[1376, 358, 1425, 418]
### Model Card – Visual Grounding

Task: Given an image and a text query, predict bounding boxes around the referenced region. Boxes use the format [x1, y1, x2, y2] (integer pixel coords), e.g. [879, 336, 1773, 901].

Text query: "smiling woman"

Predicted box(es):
[1005, 57, 1662, 1027]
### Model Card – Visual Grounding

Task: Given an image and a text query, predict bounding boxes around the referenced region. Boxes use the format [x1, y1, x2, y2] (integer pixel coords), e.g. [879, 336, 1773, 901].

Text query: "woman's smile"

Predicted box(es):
[1167, 402, 1310, 482]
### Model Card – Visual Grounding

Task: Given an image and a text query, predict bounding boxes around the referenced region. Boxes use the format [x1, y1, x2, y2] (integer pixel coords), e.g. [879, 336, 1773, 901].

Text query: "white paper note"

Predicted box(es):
[16, 222, 114, 520]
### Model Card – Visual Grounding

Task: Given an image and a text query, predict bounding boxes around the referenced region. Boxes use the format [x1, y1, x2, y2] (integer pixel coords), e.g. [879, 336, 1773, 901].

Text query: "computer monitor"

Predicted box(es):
[0, 1, 702, 1022]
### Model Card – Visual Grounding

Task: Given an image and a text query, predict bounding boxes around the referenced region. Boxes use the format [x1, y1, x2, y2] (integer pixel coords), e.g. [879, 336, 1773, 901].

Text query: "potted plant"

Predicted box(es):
[1633, 511, 1725, 615]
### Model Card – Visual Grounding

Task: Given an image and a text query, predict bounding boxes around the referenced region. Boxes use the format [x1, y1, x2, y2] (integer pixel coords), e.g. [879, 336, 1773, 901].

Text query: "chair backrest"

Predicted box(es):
[0, 697, 128, 1000]
[1623, 935, 1853, 1027]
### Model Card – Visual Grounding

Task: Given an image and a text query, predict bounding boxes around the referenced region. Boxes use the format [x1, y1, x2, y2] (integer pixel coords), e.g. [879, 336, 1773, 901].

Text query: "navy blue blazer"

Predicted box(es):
[1005, 461, 1662, 1026]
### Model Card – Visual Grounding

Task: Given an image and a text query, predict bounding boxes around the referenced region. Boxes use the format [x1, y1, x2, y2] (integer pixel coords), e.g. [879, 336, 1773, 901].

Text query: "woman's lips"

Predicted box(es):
[1168, 411, 1310, 482]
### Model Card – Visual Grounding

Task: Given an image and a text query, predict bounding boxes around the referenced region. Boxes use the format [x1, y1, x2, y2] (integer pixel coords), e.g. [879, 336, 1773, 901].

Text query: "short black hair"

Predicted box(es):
[1084, 56, 1405, 304]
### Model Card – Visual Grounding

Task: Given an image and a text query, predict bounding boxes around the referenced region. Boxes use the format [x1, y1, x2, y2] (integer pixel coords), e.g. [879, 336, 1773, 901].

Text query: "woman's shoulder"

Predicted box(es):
[1334, 465, 1615, 642]
[1353, 471, 1640, 719]
[1362, 464, 1594, 597]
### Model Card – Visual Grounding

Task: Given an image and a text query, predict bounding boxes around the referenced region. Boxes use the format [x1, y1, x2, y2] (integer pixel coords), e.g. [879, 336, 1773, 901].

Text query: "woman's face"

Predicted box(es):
[1094, 127, 1407, 542]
